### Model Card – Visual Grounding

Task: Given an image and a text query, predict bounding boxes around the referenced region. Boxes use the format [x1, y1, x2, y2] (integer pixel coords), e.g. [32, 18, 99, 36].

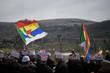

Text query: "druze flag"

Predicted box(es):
[16, 19, 48, 45]
[80, 23, 91, 61]
[80, 24, 90, 49]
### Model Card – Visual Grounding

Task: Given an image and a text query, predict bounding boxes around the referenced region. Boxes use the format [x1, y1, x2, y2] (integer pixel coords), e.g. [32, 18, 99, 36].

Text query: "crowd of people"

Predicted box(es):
[0, 49, 110, 73]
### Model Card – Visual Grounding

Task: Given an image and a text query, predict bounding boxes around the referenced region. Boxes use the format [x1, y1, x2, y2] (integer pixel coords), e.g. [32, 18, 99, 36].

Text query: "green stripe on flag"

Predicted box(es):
[80, 25, 85, 43]
[17, 28, 26, 43]
[23, 27, 27, 32]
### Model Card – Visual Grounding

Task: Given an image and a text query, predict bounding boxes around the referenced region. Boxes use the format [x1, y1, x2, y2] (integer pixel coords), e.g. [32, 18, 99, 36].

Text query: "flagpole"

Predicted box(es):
[23, 43, 29, 50]
[57, 34, 62, 52]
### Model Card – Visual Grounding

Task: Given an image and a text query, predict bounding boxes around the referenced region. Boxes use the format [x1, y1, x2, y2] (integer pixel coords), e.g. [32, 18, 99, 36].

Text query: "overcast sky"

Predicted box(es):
[0, 0, 110, 22]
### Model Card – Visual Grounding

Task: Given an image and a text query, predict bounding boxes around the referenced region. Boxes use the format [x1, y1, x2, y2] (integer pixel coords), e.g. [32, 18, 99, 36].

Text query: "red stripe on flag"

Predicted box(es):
[16, 20, 38, 28]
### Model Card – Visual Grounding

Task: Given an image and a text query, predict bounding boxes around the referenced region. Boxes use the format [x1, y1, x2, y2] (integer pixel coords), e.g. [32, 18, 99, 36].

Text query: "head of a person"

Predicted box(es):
[22, 55, 30, 63]
[71, 49, 76, 55]
[68, 54, 74, 61]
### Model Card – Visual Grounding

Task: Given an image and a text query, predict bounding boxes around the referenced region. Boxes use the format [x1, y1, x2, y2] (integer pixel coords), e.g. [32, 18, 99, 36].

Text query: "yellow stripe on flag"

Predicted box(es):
[24, 23, 39, 31]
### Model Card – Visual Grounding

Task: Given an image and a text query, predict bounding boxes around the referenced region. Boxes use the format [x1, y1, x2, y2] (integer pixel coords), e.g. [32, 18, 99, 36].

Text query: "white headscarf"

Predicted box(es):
[22, 55, 30, 62]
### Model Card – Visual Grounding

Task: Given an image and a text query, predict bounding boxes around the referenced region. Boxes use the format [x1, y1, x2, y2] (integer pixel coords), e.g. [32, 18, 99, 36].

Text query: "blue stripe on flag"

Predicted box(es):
[22, 28, 45, 38]
[30, 28, 44, 36]
[85, 48, 92, 62]
[24, 34, 28, 38]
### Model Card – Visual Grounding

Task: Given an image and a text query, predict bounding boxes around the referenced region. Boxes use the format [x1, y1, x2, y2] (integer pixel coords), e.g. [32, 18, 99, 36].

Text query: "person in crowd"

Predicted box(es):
[35, 54, 53, 73]
[55, 50, 64, 64]
[93, 50, 103, 73]
[46, 54, 55, 69]
[54, 56, 68, 73]
[66, 50, 84, 73]
[22, 55, 31, 64]
[105, 50, 110, 61]
[80, 55, 89, 73]
[0, 52, 4, 62]
[94, 50, 103, 62]
[19, 49, 29, 63]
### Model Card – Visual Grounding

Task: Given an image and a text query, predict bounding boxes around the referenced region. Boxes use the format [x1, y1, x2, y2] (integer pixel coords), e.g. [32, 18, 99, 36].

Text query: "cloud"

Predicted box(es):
[0, 0, 110, 22]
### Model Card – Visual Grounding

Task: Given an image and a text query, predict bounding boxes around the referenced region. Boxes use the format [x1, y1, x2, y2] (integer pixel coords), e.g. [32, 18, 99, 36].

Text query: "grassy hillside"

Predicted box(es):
[0, 18, 110, 52]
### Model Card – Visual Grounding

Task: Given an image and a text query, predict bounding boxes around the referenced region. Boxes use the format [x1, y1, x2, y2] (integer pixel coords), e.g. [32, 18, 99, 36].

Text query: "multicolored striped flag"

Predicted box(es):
[16, 19, 48, 45]
[80, 23, 91, 61]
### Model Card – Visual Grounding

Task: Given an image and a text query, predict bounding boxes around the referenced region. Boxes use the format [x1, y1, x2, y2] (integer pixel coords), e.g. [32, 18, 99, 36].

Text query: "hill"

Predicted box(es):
[0, 18, 110, 51]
